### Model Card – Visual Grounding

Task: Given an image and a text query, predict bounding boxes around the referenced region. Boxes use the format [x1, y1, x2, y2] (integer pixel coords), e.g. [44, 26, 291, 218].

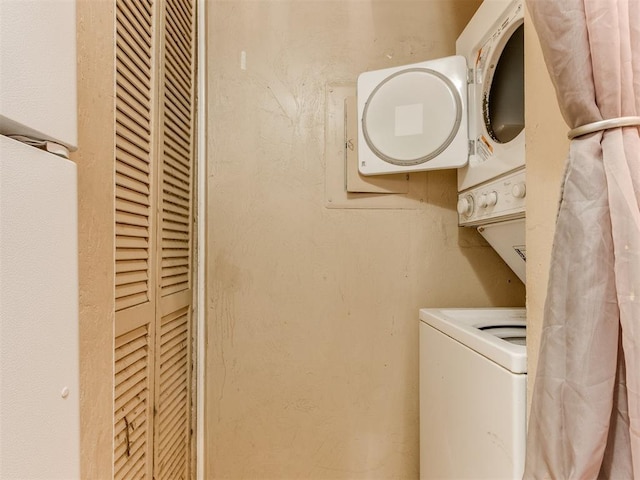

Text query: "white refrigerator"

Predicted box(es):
[0, 1, 80, 478]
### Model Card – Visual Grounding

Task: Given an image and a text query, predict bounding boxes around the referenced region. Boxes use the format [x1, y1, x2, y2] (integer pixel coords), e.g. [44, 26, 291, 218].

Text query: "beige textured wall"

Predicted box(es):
[523, 10, 570, 408]
[205, 1, 525, 478]
[75, 1, 115, 477]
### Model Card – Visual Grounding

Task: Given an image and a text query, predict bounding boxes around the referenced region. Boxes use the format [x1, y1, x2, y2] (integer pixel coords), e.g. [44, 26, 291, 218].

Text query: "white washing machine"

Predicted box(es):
[419, 308, 527, 479]
[356, 0, 526, 282]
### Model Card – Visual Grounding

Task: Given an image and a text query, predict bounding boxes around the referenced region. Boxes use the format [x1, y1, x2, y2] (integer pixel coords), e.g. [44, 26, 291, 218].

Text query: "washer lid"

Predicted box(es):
[357, 55, 469, 175]
[419, 307, 527, 374]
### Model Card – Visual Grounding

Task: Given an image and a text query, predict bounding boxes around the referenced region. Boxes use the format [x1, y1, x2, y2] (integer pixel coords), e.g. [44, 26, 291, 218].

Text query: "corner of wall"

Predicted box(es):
[523, 6, 570, 414]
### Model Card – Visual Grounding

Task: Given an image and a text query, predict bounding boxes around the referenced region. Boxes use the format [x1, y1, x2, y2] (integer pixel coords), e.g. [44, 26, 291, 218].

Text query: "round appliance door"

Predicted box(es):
[362, 68, 462, 166]
[357, 55, 469, 176]
[482, 21, 524, 145]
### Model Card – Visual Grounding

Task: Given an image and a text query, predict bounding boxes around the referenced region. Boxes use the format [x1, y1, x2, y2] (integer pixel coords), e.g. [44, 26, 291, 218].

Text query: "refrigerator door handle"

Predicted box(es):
[6, 134, 70, 158]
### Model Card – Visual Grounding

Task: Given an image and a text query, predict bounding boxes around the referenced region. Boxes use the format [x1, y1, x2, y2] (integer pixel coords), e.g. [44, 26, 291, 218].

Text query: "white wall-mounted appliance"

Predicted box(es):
[0, 1, 80, 478]
[419, 308, 527, 479]
[357, 0, 525, 281]
[357, 0, 524, 188]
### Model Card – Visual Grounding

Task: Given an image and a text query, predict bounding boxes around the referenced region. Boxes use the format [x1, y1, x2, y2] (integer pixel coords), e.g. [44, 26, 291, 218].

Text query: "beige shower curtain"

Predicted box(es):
[524, 0, 640, 478]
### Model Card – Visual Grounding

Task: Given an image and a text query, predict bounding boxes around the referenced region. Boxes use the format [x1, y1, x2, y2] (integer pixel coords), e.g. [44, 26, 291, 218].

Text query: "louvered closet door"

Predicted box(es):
[153, 0, 196, 478]
[114, 0, 157, 478]
[114, 0, 196, 478]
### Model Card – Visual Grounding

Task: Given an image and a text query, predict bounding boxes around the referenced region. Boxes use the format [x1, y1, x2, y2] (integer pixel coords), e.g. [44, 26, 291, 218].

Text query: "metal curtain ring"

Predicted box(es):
[567, 116, 640, 139]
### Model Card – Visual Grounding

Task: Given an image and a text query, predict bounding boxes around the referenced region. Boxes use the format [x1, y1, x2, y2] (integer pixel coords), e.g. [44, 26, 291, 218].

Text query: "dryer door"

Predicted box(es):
[357, 55, 468, 176]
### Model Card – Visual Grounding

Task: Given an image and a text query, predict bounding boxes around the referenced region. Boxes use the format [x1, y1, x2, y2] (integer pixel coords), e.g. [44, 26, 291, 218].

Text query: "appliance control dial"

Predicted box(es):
[479, 191, 498, 208]
[512, 182, 526, 198]
[457, 195, 474, 217]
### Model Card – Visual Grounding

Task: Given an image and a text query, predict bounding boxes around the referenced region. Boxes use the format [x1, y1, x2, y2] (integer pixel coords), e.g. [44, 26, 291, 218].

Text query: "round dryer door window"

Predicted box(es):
[483, 23, 524, 144]
[362, 68, 463, 166]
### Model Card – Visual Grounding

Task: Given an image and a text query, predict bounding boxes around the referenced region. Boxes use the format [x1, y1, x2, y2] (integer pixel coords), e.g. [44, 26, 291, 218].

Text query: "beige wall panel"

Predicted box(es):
[206, 1, 525, 478]
[523, 9, 570, 411]
[75, 1, 116, 478]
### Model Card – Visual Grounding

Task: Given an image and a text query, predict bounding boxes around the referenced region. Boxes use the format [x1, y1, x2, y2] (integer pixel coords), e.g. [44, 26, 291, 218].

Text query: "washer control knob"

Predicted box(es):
[479, 191, 498, 208]
[457, 195, 474, 217]
[512, 182, 526, 199]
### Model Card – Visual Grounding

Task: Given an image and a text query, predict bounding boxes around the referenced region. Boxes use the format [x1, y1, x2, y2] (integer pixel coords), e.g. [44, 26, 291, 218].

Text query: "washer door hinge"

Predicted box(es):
[468, 139, 476, 156]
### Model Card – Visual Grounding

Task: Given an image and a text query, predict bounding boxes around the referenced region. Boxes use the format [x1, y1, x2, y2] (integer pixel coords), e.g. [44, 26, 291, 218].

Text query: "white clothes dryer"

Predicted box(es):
[357, 0, 524, 192]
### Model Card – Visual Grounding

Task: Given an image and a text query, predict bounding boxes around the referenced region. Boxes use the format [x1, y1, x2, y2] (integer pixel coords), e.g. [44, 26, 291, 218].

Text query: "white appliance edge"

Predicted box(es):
[0, 138, 80, 479]
[0, 1, 80, 478]
[0, 0, 77, 149]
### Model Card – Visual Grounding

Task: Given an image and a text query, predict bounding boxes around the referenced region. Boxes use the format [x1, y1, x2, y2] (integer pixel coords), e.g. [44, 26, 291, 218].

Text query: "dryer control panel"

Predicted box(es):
[457, 168, 525, 226]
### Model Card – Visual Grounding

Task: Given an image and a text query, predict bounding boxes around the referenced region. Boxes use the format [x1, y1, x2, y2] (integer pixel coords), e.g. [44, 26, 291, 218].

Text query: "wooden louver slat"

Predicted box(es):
[165, 60, 191, 98]
[116, 10, 152, 61]
[117, 102, 151, 139]
[114, 325, 151, 480]
[116, 52, 151, 99]
[164, 108, 192, 151]
[116, 110, 151, 152]
[116, 139, 151, 173]
[166, 0, 190, 39]
[116, 76, 151, 116]
[154, 308, 190, 479]
[159, 0, 194, 298]
[152, 0, 195, 472]
[114, 1, 155, 478]
[115, 0, 154, 313]
[116, 158, 151, 185]
[164, 85, 191, 132]
[118, 0, 152, 33]
[163, 134, 191, 169]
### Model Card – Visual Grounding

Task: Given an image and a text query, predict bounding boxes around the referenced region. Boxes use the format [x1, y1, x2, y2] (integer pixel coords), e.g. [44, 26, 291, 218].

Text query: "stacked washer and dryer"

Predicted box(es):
[356, 0, 527, 478]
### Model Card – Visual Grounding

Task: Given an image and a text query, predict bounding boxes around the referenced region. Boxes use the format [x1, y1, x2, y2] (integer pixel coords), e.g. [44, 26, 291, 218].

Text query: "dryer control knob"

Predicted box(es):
[479, 191, 498, 208]
[512, 183, 526, 199]
[457, 195, 474, 217]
